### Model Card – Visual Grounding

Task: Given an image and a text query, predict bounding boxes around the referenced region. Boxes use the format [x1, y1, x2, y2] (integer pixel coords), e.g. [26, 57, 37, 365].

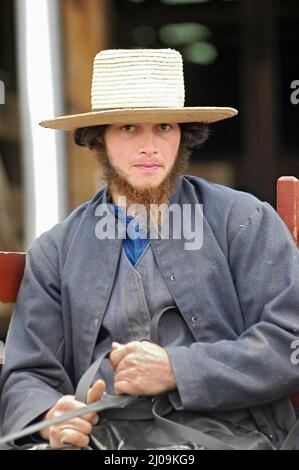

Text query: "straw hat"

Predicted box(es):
[39, 48, 238, 131]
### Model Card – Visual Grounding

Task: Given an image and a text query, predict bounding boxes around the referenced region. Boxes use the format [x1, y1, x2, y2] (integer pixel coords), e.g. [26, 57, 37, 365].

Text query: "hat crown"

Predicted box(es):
[91, 48, 185, 111]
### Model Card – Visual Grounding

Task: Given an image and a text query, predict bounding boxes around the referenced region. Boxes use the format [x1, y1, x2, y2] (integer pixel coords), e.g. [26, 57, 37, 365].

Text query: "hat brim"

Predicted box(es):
[39, 107, 238, 131]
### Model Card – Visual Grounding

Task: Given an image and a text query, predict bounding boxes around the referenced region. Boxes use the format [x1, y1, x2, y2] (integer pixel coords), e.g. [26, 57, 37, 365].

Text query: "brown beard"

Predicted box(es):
[96, 143, 190, 228]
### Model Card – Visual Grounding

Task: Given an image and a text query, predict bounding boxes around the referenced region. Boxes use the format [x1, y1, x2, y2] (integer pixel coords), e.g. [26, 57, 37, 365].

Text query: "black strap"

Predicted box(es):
[76, 350, 110, 403]
[150, 306, 177, 344]
[152, 395, 234, 451]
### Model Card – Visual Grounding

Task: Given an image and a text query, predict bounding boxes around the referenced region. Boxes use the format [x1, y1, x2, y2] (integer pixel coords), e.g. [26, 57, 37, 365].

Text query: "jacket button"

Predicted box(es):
[191, 315, 199, 324]
[170, 274, 175, 281]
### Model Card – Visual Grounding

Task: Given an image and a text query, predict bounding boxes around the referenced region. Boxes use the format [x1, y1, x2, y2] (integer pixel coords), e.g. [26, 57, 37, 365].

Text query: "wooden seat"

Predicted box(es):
[0, 252, 25, 367]
[0, 252, 26, 304]
[0, 176, 299, 406]
[277, 176, 299, 247]
[277, 176, 299, 408]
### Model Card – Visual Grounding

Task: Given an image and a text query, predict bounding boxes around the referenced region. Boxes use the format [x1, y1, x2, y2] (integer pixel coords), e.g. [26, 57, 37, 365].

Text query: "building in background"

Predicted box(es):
[0, 0, 298, 251]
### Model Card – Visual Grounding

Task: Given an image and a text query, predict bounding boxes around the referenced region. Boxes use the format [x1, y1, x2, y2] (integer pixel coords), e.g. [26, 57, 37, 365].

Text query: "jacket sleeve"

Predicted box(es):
[0, 237, 74, 437]
[166, 202, 299, 411]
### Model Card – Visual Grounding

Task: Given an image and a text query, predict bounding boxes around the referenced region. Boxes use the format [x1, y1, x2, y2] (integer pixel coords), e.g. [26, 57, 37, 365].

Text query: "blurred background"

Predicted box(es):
[0, 0, 298, 253]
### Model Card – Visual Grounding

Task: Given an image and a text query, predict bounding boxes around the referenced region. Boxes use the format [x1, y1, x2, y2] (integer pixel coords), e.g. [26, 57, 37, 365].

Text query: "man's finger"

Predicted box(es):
[84, 380, 105, 427]
[58, 417, 92, 436]
[109, 345, 127, 369]
[59, 428, 90, 449]
[87, 380, 106, 404]
[114, 379, 133, 396]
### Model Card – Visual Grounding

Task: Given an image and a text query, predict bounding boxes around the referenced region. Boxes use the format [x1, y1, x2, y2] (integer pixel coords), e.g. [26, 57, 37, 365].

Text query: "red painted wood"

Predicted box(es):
[0, 252, 26, 303]
[277, 177, 299, 408]
[277, 176, 299, 247]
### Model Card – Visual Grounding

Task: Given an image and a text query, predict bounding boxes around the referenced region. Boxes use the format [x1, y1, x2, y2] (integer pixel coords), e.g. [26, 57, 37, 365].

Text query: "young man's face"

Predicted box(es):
[104, 123, 181, 189]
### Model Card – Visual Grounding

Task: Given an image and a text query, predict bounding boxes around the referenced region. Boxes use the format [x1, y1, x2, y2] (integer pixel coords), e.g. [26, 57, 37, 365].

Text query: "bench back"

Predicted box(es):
[0, 252, 26, 367]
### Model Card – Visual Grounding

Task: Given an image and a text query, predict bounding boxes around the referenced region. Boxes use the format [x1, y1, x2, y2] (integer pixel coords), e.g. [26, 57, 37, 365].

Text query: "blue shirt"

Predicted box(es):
[111, 204, 149, 266]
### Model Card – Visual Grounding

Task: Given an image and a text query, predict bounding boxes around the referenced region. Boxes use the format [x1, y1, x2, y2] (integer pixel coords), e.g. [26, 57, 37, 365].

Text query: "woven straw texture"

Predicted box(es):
[40, 48, 238, 130]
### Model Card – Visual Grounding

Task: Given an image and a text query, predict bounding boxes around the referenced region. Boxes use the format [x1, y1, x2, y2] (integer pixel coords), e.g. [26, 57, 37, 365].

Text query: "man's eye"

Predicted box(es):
[159, 124, 171, 131]
[122, 125, 135, 132]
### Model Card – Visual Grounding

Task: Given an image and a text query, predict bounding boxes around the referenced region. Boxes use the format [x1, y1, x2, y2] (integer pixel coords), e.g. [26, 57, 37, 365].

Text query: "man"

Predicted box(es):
[1, 48, 299, 450]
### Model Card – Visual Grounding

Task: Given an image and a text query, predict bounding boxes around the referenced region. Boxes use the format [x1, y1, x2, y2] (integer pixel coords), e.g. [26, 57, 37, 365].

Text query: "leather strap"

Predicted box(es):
[152, 394, 234, 451]
[150, 306, 177, 344]
[76, 349, 110, 403]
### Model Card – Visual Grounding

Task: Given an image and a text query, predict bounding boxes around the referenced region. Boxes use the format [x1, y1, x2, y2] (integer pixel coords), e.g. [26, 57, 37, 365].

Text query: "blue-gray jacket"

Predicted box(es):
[1, 175, 299, 448]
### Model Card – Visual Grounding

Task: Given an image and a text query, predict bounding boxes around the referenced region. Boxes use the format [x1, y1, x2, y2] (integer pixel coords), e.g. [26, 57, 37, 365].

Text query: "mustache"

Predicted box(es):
[132, 157, 164, 166]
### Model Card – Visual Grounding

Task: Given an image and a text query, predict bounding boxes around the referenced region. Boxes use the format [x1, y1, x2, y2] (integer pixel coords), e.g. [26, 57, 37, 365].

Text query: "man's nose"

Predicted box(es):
[138, 132, 158, 155]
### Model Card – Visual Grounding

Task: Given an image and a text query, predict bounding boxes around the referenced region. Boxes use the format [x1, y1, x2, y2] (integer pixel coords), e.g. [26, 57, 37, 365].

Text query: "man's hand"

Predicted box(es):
[40, 380, 105, 449]
[109, 341, 176, 396]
